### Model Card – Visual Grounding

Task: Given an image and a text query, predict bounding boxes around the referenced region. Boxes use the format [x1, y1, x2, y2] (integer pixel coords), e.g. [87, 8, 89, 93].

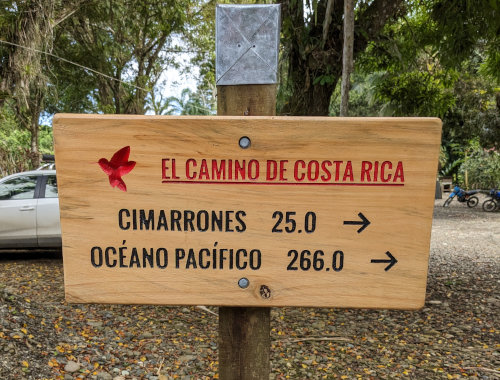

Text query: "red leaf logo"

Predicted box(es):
[98, 146, 136, 192]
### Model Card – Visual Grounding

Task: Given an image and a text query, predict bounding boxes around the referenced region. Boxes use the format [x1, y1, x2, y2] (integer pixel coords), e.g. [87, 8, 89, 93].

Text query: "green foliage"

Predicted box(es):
[329, 73, 386, 116]
[0, 124, 54, 177]
[0, 103, 54, 176]
[184, 0, 217, 105]
[351, 0, 499, 185]
[458, 143, 500, 189]
[479, 37, 500, 82]
[0, 141, 31, 178]
[433, 63, 498, 181]
[356, 0, 499, 118]
[0, 0, 63, 167]
[313, 75, 336, 86]
[147, 88, 214, 115]
[49, 0, 192, 115]
[442, 75, 499, 150]
[173, 88, 214, 115]
[426, 0, 500, 76]
[39, 125, 54, 155]
[440, 157, 464, 181]
[371, 70, 455, 117]
[0, 104, 30, 176]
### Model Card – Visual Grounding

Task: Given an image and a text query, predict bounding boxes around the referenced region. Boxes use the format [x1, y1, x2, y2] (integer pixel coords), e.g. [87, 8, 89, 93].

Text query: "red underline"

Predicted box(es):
[162, 180, 404, 187]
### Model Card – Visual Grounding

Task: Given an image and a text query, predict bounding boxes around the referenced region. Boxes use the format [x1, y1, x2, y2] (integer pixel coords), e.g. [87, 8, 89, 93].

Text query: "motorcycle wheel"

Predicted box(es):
[482, 200, 497, 212]
[467, 196, 479, 208]
[443, 197, 453, 207]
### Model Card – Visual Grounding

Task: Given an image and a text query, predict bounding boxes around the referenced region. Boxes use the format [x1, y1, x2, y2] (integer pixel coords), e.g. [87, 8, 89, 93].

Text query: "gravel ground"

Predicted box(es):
[0, 199, 498, 379]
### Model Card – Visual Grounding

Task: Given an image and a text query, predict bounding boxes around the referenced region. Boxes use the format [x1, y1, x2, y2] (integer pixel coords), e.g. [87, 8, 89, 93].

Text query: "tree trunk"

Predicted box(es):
[340, 0, 355, 116]
[29, 114, 40, 168]
[283, 45, 340, 116]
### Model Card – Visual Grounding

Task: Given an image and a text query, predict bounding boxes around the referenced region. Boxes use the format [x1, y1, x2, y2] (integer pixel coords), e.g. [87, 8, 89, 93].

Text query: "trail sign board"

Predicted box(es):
[53, 115, 441, 309]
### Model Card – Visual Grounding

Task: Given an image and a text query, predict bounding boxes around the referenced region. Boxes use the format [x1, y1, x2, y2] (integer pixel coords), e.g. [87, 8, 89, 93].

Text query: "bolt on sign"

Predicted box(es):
[53, 115, 441, 309]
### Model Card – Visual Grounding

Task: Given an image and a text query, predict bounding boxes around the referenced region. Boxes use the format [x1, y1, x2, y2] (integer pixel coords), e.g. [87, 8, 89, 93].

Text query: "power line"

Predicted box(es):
[0, 39, 216, 113]
[0, 39, 149, 91]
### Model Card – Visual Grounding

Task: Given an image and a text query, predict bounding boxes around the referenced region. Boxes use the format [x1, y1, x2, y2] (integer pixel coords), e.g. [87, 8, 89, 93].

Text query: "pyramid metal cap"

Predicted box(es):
[216, 4, 280, 85]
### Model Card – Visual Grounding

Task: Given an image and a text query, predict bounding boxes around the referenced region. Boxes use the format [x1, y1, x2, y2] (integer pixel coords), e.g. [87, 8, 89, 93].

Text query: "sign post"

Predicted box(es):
[216, 4, 280, 379]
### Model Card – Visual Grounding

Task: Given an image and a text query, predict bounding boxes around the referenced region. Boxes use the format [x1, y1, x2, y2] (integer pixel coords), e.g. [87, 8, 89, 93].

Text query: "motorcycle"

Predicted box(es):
[482, 189, 500, 212]
[443, 186, 479, 208]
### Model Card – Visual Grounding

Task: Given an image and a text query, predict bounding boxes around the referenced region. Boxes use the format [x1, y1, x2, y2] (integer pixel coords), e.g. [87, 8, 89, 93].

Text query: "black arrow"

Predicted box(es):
[343, 212, 370, 233]
[371, 251, 398, 271]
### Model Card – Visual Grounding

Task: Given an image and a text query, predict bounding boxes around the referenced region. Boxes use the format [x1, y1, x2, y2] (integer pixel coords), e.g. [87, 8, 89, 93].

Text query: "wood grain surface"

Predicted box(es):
[53, 115, 441, 309]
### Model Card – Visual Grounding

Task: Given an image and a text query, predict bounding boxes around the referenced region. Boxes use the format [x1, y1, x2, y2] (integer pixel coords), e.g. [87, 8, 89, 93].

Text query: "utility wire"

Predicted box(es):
[1, 38, 160, 92]
[0, 39, 216, 114]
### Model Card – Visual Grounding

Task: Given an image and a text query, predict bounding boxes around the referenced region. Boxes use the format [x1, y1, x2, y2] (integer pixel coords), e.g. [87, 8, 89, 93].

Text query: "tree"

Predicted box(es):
[146, 89, 177, 115]
[147, 87, 214, 115]
[280, 0, 406, 116]
[49, 0, 191, 115]
[0, 101, 30, 176]
[0, 0, 82, 167]
[279, 0, 499, 117]
[442, 70, 499, 150]
[182, 0, 216, 111]
[173, 88, 214, 115]
[457, 139, 500, 189]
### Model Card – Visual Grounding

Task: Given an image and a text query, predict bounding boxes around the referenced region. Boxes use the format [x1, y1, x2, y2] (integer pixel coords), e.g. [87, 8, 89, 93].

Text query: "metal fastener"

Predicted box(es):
[239, 136, 251, 149]
[238, 278, 250, 289]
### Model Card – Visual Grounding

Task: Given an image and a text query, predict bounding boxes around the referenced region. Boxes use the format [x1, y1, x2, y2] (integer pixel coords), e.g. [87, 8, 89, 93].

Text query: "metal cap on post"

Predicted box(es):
[216, 4, 280, 86]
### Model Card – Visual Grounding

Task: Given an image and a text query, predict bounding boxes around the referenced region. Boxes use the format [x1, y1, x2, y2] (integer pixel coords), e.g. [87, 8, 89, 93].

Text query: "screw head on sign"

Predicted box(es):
[238, 278, 250, 289]
[239, 136, 251, 149]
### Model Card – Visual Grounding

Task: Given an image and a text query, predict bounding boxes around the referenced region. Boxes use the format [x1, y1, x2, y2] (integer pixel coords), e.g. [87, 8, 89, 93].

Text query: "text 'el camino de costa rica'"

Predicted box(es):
[161, 158, 405, 185]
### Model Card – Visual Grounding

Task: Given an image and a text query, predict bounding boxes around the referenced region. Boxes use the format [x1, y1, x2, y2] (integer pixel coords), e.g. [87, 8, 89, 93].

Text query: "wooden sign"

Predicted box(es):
[53, 115, 441, 309]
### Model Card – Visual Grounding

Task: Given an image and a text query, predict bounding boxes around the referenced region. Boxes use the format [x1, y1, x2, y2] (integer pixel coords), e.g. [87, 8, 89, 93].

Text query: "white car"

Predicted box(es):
[0, 169, 61, 248]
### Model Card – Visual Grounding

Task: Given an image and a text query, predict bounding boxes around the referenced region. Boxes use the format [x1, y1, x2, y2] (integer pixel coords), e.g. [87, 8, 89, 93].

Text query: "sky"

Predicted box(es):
[158, 52, 199, 106]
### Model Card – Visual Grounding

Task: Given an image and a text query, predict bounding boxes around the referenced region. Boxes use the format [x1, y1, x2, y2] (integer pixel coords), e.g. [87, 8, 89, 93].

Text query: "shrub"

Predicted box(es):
[458, 147, 500, 189]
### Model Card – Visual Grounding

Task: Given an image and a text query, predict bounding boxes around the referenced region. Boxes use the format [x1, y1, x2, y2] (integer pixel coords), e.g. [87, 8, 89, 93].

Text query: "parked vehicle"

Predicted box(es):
[482, 189, 500, 212]
[443, 186, 479, 208]
[0, 169, 61, 248]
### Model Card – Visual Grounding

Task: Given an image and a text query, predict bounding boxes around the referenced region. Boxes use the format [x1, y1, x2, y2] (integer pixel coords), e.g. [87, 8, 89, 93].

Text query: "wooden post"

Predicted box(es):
[218, 307, 271, 379]
[216, 5, 280, 378]
[217, 85, 276, 379]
